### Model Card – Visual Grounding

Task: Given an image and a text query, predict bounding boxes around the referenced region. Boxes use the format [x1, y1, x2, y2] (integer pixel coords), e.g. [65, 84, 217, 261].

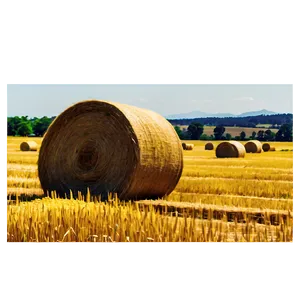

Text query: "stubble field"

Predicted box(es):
[7, 137, 293, 242]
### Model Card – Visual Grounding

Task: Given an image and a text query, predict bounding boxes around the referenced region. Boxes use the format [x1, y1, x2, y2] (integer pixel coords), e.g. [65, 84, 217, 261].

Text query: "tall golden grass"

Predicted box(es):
[7, 195, 293, 242]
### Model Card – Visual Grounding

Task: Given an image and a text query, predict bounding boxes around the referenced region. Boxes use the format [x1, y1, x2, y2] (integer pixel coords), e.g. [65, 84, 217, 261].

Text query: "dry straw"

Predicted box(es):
[184, 143, 194, 150]
[262, 143, 275, 152]
[38, 100, 183, 200]
[244, 140, 262, 153]
[216, 141, 246, 158]
[20, 141, 38, 151]
[205, 142, 214, 150]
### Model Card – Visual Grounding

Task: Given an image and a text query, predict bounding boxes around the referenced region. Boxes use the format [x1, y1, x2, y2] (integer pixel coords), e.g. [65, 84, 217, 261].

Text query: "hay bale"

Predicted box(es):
[269, 146, 276, 151]
[185, 144, 194, 150]
[20, 141, 38, 151]
[216, 141, 246, 158]
[182, 142, 187, 150]
[244, 140, 262, 153]
[205, 142, 214, 150]
[262, 143, 271, 152]
[38, 100, 183, 200]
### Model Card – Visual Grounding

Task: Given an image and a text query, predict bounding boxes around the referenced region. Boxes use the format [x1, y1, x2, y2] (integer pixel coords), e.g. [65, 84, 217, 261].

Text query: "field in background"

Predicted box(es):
[7, 137, 293, 242]
[178, 125, 279, 137]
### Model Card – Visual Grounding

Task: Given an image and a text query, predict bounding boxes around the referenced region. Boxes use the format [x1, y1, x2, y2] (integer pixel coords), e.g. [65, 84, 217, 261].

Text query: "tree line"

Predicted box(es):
[7, 116, 55, 136]
[7, 116, 293, 142]
[169, 113, 293, 128]
[174, 123, 293, 141]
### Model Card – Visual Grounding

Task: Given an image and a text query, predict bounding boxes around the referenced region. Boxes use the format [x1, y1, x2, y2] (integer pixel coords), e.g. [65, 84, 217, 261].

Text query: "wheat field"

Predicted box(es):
[7, 137, 293, 242]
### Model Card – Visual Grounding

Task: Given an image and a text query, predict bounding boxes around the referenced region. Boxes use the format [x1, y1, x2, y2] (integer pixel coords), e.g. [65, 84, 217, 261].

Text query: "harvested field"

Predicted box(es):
[7, 138, 293, 242]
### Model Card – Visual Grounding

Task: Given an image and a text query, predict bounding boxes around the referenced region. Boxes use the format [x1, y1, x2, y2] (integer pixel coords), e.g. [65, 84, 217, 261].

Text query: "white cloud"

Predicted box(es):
[233, 97, 254, 101]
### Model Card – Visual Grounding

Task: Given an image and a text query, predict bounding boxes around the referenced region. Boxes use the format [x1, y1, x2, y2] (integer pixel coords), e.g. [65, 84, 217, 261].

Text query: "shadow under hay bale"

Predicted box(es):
[205, 142, 214, 150]
[38, 100, 183, 200]
[216, 141, 246, 158]
[262, 143, 275, 152]
[20, 141, 38, 151]
[185, 144, 194, 150]
[244, 140, 262, 153]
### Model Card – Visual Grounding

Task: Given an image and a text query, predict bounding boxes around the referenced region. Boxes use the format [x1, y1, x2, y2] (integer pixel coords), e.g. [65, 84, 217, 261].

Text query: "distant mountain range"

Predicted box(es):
[166, 109, 279, 119]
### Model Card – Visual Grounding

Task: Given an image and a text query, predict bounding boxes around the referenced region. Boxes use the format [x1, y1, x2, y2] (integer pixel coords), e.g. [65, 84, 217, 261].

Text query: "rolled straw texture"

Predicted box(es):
[38, 100, 183, 200]
[185, 144, 194, 150]
[20, 141, 38, 151]
[205, 142, 214, 150]
[244, 140, 262, 153]
[262, 143, 271, 152]
[216, 141, 246, 158]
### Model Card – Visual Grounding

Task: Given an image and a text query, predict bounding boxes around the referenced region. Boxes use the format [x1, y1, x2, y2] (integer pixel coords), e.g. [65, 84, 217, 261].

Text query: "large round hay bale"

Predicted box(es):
[216, 141, 246, 158]
[185, 144, 194, 150]
[205, 142, 214, 150]
[20, 141, 38, 151]
[38, 100, 183, 200]
[262, 143, 271, 152]
[269, 146, 276, 151]
[182, 142, 187, 150]
[244, 140, 262, 153]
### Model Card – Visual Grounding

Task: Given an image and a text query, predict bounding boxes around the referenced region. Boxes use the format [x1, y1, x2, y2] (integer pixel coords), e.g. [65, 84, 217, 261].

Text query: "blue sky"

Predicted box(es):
[7, 84, 293, 117]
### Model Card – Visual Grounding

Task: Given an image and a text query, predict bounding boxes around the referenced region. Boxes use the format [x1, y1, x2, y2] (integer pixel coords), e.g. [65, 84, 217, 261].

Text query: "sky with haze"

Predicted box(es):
[7, 84, 293, 117]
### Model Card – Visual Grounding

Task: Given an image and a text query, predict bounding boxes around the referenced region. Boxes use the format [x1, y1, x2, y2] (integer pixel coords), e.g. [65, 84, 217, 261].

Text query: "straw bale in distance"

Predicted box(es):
[205, 142, 214, 150]
[262, 143, 271, 152]
[244, 140, 262, 153]
[38, 100, 183, 200]
[20, 141, 38, 151]
[182, 143, 187, 150]
[216, 141, 245, 158]
[184, 144, 194, 150]
[269, 146, 276, 151]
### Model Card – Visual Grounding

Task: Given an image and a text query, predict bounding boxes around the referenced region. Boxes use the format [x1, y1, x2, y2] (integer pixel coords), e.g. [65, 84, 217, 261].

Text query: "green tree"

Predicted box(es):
[200, 134, 210, 140]
[240, 131, 246, 141]
[33, 117, 52, 137]
[174, 126, 184, 140]
[7, 117, 22, 136]
[7, 118, 14, 136]
[257, 130, 265, 141]
[213, 126, 225, 140]
[275, 130, 283, 141]
[280, 124, 293, 141]
[251, 131, 257, 139]
[16, 122, 33, 136]
[265, 129, 275, 141]
[187, 122, 204, 140]
[225, 133, 232, 140]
